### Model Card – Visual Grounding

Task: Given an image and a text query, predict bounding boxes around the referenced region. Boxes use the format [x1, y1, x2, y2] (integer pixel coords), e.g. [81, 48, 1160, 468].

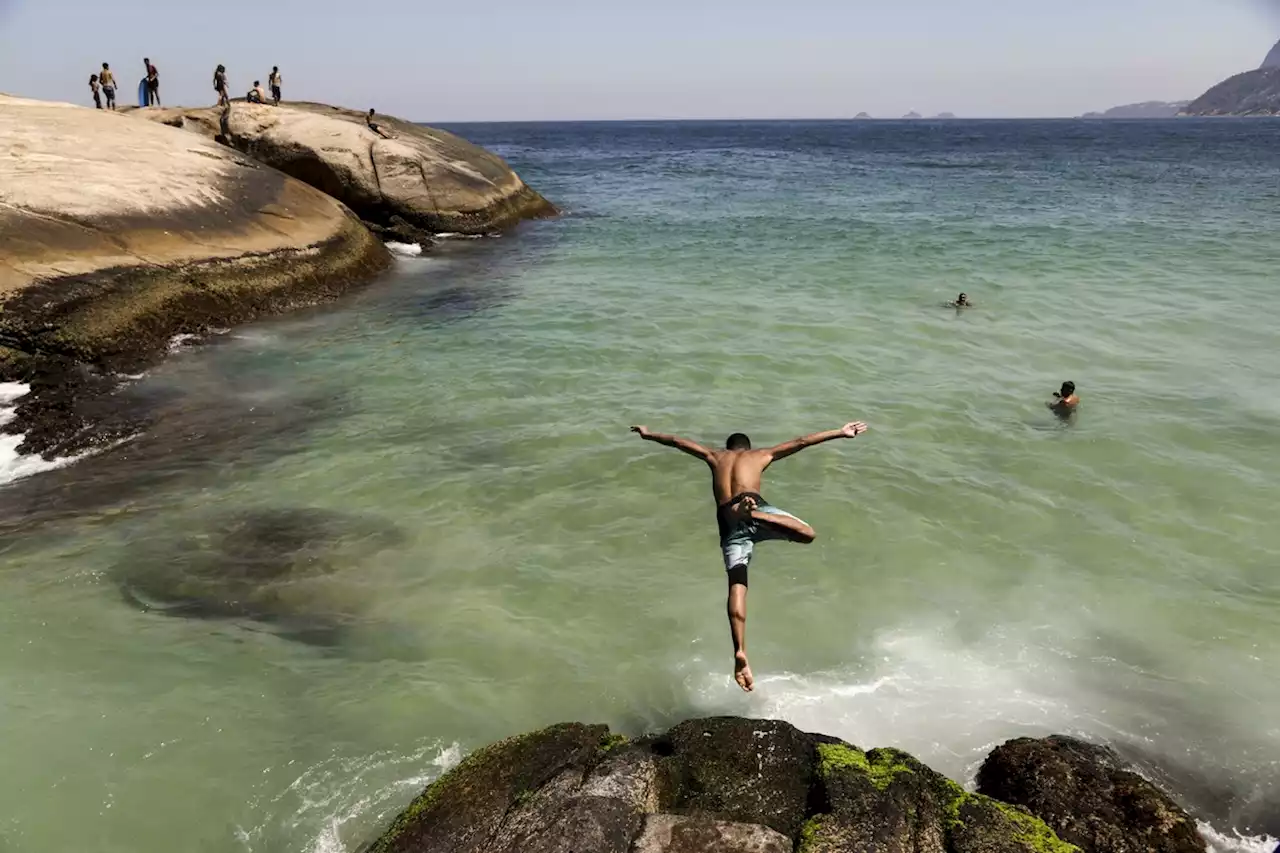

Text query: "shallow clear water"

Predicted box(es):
[1, 119, 1278, 852]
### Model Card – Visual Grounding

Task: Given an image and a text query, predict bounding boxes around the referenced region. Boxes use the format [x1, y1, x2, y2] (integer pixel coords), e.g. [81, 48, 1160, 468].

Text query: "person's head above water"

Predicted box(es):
[726, 433, 751, 451]
[957, 292, 968, 304]
[1060, 381, 1076, 397]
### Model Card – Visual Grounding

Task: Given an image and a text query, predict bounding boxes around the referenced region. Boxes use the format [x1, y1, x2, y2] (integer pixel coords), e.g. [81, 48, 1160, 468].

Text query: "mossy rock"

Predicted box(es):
[802, 740, 1078, 853]
[364, 722, 608, 853]
[977, 736, 1204, 853]
[657, 717, 819, 838]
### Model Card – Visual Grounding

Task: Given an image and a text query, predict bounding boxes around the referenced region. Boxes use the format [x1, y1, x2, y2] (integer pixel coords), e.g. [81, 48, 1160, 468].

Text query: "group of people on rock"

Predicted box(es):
[87, 58, 283, 110]
[214, 65, 283, 107]
[89, 58, 157, 109]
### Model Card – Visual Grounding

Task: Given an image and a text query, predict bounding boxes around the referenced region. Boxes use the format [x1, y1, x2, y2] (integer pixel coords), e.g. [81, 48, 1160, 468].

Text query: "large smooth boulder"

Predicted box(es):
[0, 95, 388, 455]
[976, 736, 1205, 853]
[134, 102, 555, 236]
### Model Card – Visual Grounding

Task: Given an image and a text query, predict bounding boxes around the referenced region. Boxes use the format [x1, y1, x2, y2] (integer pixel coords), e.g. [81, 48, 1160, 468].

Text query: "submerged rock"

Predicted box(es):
[114, 507, 404, 645]
[976, 735, 1205, 853]
[361, 717, 1085, 853]
[134, 102, 556, 236]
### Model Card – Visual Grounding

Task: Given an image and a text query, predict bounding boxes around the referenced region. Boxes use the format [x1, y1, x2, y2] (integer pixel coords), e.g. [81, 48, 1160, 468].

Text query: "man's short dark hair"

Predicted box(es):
[726, 433, 751, 450]
[1061, 381, 1076, 396]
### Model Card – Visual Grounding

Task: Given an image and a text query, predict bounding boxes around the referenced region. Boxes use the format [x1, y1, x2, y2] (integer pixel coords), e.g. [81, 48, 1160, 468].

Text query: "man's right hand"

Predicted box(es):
[630, 425, 650, 439]
[841, 421, 868, 438]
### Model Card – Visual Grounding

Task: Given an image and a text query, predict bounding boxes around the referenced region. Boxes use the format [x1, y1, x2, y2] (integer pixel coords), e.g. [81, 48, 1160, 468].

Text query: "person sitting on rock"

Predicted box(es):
[247, 81, 270, 104]
[366, 109, 394, 139]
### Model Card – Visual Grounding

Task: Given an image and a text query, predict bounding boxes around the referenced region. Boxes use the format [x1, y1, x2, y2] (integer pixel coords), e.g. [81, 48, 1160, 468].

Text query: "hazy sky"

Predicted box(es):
[1, 0, 1277, 120]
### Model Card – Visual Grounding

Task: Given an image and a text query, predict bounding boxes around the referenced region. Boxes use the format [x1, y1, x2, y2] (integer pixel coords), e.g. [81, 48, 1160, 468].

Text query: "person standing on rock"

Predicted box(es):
[99, 63, 117, 109]
[143, 57, 160, 106]
[269, 66, 282, 105]
[630, 421, 869, 692]
[213, 65, 229, 107]
[90, 74, 102, 109]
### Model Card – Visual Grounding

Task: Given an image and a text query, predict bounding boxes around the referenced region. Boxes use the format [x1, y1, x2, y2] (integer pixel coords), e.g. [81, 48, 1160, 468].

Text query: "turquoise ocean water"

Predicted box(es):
[0, 119, 1277, 852]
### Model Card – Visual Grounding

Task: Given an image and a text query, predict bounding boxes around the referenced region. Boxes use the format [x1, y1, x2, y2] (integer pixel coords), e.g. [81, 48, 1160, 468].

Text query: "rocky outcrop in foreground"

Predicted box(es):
[361, 717, 1206, 853]
[0, 95, 388, 457]
[134, 102, 556, 242]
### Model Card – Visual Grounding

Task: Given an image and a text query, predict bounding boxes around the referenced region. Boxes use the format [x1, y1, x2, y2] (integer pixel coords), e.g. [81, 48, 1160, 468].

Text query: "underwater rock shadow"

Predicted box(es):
[112, 506, 409, 650]
[0, 384, 356, 541]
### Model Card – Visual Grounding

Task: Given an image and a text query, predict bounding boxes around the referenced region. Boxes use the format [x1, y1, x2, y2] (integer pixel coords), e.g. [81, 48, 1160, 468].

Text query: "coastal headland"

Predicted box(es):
[0, 95, 554, 461]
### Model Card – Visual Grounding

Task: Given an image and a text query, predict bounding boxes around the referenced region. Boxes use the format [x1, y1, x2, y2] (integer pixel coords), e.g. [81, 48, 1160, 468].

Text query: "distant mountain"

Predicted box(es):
[854, 112, 872, 119]
[1081, 100, 1189, 119]
[1261, 38, 1280, 69]
[1183, 67, 1280, 115]
[934, 112, 957, 119]
[902, 111, 922, 119]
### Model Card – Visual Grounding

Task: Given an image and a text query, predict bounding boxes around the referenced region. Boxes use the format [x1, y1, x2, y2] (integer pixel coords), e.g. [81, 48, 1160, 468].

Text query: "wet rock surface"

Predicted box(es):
[977, 736, 1206, 853]
[359, 718, 1207, 852]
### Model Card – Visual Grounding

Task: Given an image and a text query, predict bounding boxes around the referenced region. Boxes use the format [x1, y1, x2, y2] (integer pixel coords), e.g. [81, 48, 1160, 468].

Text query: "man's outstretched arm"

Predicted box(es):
[766, 421, 867, 461]
[631, 425, 715, 463]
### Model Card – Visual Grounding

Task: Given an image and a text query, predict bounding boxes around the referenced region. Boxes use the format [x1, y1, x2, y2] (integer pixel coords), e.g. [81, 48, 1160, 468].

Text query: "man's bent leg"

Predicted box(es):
[753, 508, 816, 544]
[726, 566, 753, 692]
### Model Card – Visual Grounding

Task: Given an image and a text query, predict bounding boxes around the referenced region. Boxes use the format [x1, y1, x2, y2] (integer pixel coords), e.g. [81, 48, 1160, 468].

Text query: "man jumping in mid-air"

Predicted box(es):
[630, 421, 868, 692]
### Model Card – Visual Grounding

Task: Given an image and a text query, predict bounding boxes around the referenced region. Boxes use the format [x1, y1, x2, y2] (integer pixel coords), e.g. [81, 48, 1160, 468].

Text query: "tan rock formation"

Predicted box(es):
[134, 102, 555, 236]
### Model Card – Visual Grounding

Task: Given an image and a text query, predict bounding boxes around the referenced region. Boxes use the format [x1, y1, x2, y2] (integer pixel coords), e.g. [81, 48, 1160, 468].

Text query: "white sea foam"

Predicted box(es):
[167, 333, 202, 353]
[432, 232, 484, 240]
[260, 740, 462, 853]
[687, 627, 1082, 784]
[1199, 822, 1278, 853]
[385, 241, 423, 257]
[0, 382, 128, 486]
[1, 383, 63, 485]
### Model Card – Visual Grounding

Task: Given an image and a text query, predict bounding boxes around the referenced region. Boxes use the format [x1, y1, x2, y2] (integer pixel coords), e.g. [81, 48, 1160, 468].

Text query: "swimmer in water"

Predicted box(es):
[949, 292, 973, 308]
[630, 421, 869, 692]
[1048, 381, 1079, 418]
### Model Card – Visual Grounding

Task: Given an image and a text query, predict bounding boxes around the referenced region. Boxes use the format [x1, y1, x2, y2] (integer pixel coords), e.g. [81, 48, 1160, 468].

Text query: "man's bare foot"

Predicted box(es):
[734, 495, 758, 521]
[734, 652, 754, 692]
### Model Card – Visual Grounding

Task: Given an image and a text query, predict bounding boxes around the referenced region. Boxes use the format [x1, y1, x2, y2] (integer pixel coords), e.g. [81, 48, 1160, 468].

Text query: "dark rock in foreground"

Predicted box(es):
[977, 736, 1206, 853]
[360, 716, 1206, 852]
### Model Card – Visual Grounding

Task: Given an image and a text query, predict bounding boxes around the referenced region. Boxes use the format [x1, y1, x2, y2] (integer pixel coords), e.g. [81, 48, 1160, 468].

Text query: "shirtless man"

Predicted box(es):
[1048, 381, 1079, 418]
[630, 421, 869, 691]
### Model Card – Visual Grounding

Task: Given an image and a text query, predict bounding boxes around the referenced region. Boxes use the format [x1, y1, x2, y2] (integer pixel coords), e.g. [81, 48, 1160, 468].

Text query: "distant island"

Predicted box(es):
[934, 112, 957, 119]
[854, 112, 872, 119]
[902, 111, 922, 119]
[1081, 101, 1189, 119]
[1182, 38, 1280, 116]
